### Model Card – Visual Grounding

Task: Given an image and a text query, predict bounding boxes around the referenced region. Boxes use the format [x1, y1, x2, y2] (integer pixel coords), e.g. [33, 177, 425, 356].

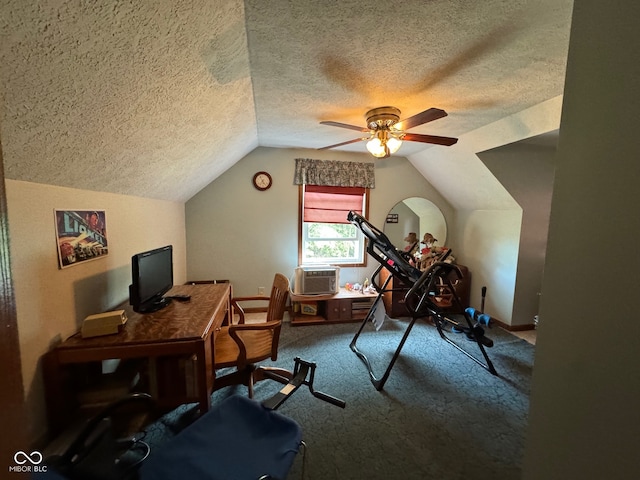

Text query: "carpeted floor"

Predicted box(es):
[144, 316, 535, 479]
[144, 319, 534, 480]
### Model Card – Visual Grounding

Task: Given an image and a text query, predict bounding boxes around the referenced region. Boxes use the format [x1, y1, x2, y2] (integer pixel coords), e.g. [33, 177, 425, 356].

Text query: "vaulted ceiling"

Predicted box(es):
[0, 0, 573, 202]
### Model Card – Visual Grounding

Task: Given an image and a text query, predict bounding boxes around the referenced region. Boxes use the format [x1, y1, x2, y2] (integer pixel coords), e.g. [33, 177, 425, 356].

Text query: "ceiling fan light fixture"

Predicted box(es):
[366, 136, 387, 157]
[366, 129, 402, 158]
[387, 134, 402, 154]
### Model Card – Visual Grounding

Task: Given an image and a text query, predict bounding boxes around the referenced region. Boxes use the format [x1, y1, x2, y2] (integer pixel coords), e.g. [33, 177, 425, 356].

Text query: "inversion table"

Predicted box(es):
[347, 211, 497, 390]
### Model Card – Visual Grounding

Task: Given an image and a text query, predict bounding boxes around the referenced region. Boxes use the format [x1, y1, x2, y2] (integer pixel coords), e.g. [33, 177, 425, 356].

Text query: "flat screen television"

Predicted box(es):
[129, 245, 174, 313]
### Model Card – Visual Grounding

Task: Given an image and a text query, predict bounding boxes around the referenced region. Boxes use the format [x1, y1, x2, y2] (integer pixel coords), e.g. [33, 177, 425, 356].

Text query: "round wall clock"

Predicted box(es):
[252, 171, 273, 191]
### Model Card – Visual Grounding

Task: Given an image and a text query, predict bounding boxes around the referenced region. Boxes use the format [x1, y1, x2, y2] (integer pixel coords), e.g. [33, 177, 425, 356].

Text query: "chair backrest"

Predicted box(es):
[228, 273, 290, 366]
[265, 273, 290, 322]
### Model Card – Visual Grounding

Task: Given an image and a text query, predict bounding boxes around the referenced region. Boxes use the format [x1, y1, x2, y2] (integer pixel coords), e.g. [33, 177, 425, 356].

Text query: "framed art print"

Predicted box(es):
[55, 210, 108, 268]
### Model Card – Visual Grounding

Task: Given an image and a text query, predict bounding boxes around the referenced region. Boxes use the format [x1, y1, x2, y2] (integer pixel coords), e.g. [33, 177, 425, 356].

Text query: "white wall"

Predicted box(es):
[5, 180, 186, 443]
[185, 146, 453, 297]
[478, 140, 556, 326]
[452, 209, 521, 322]
[523, 1, 640, 477]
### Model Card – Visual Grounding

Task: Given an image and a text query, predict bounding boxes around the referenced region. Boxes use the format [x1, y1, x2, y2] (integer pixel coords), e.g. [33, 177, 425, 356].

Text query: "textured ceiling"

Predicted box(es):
[0, 0, 573, 202]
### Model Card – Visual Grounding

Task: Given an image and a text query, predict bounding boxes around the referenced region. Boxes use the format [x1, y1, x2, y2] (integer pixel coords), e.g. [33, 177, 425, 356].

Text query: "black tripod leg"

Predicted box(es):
[370, 316, 419, 390]
[350, 311, 420, 391]
[350, 272, 421, 390]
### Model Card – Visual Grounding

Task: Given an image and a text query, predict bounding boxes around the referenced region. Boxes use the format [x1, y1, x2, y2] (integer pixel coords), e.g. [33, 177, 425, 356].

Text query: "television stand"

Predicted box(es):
[134, 296, 172, 314]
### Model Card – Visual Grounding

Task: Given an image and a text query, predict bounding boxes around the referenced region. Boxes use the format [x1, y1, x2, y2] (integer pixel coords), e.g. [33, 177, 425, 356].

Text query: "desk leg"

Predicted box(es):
[42, 351, 61, 434]
[195, 339, 212, 413]
[42, 351, 73, 436]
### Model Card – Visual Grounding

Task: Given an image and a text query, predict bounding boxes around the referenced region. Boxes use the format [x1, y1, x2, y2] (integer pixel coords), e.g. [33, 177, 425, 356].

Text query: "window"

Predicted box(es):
[298, 185, 369, 266]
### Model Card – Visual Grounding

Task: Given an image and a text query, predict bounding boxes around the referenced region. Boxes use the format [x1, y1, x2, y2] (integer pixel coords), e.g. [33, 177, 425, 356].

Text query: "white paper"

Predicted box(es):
[371, 298, 387, 331]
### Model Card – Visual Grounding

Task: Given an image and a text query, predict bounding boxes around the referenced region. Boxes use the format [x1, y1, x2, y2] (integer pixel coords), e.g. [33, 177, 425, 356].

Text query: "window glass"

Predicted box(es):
[299, 185, 368, 266]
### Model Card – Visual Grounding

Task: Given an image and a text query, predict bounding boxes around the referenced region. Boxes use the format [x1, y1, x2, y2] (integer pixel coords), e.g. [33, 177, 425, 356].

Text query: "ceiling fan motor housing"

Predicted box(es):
[365, 106, 401, 130]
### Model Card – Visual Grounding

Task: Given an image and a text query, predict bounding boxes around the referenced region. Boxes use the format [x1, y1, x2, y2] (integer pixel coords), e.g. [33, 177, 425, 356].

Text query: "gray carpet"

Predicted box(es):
[146, 317, 534, 480]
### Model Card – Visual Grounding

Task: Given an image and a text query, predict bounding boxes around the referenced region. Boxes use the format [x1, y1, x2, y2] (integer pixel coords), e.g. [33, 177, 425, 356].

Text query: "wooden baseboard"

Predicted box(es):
[491, 317, 535, 331]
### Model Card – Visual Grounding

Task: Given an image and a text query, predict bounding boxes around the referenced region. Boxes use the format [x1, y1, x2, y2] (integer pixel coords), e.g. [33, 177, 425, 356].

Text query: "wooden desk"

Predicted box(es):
[43, 283, 230, 434]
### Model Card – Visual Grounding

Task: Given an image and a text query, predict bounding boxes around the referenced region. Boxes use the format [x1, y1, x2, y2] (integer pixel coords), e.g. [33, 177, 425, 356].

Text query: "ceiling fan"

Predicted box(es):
[318, 106, 458, 158]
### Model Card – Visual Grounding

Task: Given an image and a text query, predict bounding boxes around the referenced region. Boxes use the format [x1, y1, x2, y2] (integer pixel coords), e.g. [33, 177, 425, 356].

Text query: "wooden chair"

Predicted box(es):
[213, 273, 292, 397]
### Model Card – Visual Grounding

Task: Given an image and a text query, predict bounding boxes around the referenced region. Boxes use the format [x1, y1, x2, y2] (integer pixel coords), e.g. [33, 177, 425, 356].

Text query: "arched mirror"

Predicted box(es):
[384, 197, 447, 250]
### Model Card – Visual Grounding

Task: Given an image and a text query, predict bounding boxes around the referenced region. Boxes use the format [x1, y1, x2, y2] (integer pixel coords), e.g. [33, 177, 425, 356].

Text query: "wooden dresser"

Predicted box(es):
[379, 265, 471, 317]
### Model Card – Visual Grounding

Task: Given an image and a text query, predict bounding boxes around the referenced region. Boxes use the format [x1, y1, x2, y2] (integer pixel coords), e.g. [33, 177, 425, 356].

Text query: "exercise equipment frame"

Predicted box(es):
[347, 211, 497, 391]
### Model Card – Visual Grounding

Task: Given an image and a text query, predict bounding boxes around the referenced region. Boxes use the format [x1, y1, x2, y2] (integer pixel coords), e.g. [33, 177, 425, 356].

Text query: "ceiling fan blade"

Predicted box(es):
[320, 121, 368, 132]
[395, 108, 448, 131]
[403, 132, 458, 146]
[317, 138, 364, 150]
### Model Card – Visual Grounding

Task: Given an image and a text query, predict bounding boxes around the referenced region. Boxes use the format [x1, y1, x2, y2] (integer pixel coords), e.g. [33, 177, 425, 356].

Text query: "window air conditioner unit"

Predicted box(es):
[293, 266, 340, 295]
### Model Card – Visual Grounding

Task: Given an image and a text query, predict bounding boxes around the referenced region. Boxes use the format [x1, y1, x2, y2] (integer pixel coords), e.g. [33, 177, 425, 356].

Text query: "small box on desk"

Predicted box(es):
[81, 309, 127, 338]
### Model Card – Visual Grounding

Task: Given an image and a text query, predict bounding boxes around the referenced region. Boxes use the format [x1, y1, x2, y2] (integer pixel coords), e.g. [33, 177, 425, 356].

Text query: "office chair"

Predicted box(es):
[213, 272, 293, 397]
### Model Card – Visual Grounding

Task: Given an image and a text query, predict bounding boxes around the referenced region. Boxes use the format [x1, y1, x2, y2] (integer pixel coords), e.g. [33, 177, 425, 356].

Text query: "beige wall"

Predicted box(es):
[524, 1, 640, 477]
[6, 179, 186, 443]
[185, 146, 453, 297]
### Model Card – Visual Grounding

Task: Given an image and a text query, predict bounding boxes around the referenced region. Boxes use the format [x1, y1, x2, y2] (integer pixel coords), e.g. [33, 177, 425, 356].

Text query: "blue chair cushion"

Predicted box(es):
[139, 395, 302, 480]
